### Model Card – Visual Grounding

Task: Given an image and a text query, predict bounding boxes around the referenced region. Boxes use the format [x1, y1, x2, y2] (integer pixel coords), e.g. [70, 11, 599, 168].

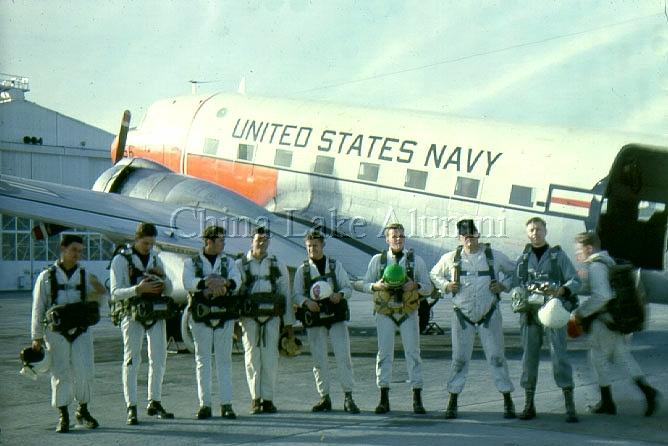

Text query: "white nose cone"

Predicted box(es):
[310, 281, 333, 300]
[538, 298, 570, 328]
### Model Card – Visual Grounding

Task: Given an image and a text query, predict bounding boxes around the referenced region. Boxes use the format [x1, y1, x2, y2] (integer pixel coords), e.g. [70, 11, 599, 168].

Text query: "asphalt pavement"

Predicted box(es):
[1, 290, 666, 446]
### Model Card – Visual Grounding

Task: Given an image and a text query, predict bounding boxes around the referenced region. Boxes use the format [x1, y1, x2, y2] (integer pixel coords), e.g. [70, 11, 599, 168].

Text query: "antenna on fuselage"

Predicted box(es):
[238, 77, 246, 95]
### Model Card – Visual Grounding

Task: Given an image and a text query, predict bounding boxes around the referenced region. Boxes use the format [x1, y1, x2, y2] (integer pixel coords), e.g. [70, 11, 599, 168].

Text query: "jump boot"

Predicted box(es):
[503, 392, 516, 419]
[312, 394, 332, 412]
[444, 393, 458, 419]
[147, 400, 174, 419]
[635, 377, 660, 417]
[563, 387, 579, 423]
[518, 388, 536, 420]
[590, 386, 616, 415]
[375, 387, 390, 414]
[344, 392, 360, 414]
[56, 406, 69, 433]
[75, 403, 99, 428]
[413, 388, 426, 414]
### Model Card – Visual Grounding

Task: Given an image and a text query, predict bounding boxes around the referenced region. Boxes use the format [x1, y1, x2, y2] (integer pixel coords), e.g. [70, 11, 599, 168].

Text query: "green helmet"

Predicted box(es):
[383, 263, 406, 288]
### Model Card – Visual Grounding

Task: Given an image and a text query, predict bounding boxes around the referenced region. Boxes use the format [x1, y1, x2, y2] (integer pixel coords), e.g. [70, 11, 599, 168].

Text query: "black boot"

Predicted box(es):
[344, 392, 360, 414]
[312, 394, 332, 412]
[563, 387, 579, 423]
[147, 400, 174, 419]
[262, 400, 277, 413]
[444, 393, 458, 419]
[635, 377, 660, 417]
[127, 405, 138, 425]
[375, 387, 390, 414]
[503, 392, 516, 419]
[221, 404, 236, 419]
[197, 405, 212, 419]
[56, 406, 69, 433]
[75, 403, 99, 428]
[590, 386, 616, 415]
[413, 388, 426, 414]
[518, 388, 536, 420]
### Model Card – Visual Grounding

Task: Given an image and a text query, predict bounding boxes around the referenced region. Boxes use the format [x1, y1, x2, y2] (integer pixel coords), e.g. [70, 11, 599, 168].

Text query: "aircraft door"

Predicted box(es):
[597, 144, 668, 270]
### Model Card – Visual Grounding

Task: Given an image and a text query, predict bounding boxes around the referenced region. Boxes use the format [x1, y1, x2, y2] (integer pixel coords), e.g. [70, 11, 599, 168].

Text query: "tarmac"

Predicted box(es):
[1, 289, 667, 446]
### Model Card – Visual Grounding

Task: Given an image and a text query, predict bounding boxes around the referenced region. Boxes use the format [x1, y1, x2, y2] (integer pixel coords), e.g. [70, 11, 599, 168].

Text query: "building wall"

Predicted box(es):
[0, 96, 116, 290]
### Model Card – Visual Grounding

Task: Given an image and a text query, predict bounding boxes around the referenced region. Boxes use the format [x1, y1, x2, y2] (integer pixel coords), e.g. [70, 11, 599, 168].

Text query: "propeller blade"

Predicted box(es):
[110, 110, 131, 164]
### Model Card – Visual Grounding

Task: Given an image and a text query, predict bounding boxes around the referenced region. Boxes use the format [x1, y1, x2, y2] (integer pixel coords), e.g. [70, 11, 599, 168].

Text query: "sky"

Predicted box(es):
[1, 0, 667, 137]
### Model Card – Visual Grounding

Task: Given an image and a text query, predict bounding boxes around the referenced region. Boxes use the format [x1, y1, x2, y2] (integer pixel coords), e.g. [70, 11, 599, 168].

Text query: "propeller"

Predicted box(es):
[110, 110, 131, 164]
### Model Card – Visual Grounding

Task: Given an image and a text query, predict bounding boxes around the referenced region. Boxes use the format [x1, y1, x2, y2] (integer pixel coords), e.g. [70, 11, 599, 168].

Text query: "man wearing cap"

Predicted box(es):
[514, 217, 581, 422]
[293, 230, 360, 413]
[182, 225, 242, 420]
[430, 219, 516, 419]
[236, 227, 295, 414]
[363, 223, 433, 415]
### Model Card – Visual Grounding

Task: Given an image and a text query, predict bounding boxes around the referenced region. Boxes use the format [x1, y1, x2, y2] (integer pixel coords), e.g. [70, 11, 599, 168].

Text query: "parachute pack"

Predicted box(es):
[594, 259, 646, 334]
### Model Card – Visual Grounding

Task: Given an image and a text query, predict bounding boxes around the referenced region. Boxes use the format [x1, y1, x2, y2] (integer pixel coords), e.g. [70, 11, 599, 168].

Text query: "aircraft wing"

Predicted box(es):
[0, 174, 375, 272]
[0, 174, 301, 263]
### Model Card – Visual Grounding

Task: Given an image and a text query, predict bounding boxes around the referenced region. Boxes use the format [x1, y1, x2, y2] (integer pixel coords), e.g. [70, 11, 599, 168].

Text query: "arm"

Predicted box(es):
[429, 254, 451, 293]
[226, 257, 242, 296]
[412, 255, 434, 296]
[362, 255, 382, 294]
[182, 257, 201, 293]
[494, 250, 516, 292]
[110, 255, 138, 302]
[292, 264, 308, 306]
[334, 260, 353, 300]
[558, 252, 581, 296]
[31, 270, 49, 342]
[279, 262, 295, 325]
[573, 262, 612, 318]
[154, 254, 173, 296]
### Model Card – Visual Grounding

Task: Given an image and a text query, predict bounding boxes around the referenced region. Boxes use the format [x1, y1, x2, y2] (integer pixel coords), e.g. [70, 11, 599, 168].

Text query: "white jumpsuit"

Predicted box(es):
[182, 252, 242, 407]
[32, 263, 99, 408]
[236, 252, 294, 401]
[293, 256, 355, 396]
[430, 246, 515, 394]
[110, 248, 173, 407]
[363, 250, 433, 389]
[573, 251, 643, 386]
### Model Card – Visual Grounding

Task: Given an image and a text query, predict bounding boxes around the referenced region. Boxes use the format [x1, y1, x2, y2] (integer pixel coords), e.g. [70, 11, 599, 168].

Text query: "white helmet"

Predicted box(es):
[538, 298, 570, 328]
[19, 346, 50, 380]
[310, 280, 333, 300]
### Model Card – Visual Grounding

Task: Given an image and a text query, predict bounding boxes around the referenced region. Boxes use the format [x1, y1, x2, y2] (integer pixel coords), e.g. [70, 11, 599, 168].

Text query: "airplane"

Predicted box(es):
[2, 91, 668, 349]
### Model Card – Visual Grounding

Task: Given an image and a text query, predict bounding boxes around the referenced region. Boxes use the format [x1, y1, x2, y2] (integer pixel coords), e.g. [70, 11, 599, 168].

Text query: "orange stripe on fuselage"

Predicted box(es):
[126, 145, 182, 173]
[551, 197, 591, 208]
[186, 154, 278, 206]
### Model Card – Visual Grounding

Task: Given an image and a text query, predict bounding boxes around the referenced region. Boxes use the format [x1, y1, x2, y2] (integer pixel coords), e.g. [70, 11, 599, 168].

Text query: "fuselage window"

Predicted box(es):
[314, 155, 335, 175]
[509, 184, 534, 207]
[238, 143, 254, 161]
[274, 149, 293, 168]
[358, 162, 379, 182]
[203, 138, 219, 156]
[454, 176, 480, 198]
[405, 169, 428, 190]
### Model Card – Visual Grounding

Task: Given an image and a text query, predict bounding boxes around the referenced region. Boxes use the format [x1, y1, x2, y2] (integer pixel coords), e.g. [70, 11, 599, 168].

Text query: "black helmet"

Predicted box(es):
[19, 346, 50, 379]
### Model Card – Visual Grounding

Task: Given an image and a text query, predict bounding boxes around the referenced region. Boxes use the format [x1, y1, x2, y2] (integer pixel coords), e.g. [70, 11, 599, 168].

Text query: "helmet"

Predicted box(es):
[310, 280, 333, 300]
[278, 332, 303, 357]
[19, 346, 50, 380]
[538, 298, 570, 328]
[566, 318, 584, 338]
[382, 263, 406, 288]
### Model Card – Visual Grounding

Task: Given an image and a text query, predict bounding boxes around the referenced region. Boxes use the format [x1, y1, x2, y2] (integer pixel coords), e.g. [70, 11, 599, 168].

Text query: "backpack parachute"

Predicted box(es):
[599, 260, 647, 334]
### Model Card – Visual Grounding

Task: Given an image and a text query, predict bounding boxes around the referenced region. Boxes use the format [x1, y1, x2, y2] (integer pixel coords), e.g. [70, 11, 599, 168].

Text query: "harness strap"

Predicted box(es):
[453, 302, 497, 330]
